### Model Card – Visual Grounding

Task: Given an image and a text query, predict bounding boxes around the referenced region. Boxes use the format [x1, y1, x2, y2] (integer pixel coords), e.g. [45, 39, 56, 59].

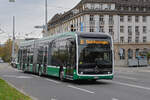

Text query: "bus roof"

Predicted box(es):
[19, 32, 111, 47]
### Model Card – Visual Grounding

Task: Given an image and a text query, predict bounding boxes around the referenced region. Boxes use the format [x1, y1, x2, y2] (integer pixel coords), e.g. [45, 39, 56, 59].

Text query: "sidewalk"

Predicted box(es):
[115, 65, 150, 73]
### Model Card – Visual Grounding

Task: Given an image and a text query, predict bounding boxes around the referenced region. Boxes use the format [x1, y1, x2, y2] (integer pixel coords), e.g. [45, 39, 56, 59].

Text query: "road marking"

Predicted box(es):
[68, 85, 95, 94]
[45, 78, 60, 84]
[50, 96, 57, 100]
[117, 76, 137, 81]
[17, 76, 33, 79]
[3, 75, 16, 78]
[3, 75, 33, 79]
[112, 98, 119, 100]
[32, 75, 39, 78]
[107, 80, 150, 91]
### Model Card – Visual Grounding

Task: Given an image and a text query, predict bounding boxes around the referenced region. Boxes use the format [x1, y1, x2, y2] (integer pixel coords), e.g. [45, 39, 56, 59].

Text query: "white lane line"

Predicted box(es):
[107, 80, 150, 91]
[68, 85, 95, 94]
[112, 98, 119, 100]
[31, 75, 39, 78]
[3, 75, 33, 79]
[117, 76, 137, 81]
[45, 78, 60, 84]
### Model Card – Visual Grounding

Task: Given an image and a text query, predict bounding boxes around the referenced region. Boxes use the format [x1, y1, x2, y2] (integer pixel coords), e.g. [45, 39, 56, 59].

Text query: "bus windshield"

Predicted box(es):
[78, 38, 112, 65]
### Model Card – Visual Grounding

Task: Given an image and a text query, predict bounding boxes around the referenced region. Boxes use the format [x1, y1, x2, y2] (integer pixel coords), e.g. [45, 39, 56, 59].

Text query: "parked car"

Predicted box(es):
[0, 59, 4, 63]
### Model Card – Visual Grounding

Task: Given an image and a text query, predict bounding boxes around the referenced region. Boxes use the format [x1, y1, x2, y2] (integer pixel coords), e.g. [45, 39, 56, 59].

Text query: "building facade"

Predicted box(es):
[45, 0, 150, 66]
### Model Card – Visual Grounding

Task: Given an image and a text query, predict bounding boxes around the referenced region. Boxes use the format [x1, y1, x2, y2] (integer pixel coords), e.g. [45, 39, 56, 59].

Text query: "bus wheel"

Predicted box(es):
[59, 70, 65, 81]
[91, 79, 97, 82]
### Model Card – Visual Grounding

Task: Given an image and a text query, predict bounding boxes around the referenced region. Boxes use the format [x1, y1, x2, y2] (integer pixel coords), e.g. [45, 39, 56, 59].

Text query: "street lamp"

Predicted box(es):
[9, 0, 16, 61]
[35, 0, 48, 37]
[12, 16, 15, 60]
[45, 0, 48, 36]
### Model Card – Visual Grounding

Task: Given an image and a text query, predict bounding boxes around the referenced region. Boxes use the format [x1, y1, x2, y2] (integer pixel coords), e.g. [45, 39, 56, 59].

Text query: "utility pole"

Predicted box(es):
[12, 16, 15, 61]
[45, 0, 48, 35]
[9, 0, 16, 61]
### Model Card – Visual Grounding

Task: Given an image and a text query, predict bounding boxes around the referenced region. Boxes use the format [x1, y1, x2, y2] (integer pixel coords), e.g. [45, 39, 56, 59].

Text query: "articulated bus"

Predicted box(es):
[17, 32, 114, 81]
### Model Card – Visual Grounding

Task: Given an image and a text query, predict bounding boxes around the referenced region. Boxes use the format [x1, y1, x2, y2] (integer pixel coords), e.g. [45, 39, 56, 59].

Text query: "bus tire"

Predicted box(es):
[91, 79, 97, 82]
[59, 70, 65, 81]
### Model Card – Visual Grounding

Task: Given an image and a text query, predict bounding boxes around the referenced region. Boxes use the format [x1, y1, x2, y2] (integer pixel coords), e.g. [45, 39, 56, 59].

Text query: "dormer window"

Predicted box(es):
[129, 7, 131, 11]
[144, 8, 146, 11]
[136, 7, 139, 11]
[99, 4, 103, 10]
[121, 7, 124, 10]
[91, 4, 94, 9]
[108, 4, 111, 10]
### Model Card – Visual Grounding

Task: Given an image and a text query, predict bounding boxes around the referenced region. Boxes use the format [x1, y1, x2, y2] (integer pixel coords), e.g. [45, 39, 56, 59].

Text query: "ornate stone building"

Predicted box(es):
[45, 0, 150, 66]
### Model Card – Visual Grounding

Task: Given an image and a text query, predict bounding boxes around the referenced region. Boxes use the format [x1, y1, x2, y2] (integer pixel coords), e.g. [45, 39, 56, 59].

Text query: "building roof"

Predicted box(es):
[47, 0, 150, 29]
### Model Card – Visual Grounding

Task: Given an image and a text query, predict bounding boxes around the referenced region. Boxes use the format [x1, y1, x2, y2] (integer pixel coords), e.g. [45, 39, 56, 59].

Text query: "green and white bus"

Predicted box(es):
[17, 32, 114, 81]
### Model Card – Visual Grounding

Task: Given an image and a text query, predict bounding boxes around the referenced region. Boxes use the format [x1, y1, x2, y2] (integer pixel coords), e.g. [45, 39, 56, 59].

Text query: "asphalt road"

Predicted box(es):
[0, 63, 150, 100]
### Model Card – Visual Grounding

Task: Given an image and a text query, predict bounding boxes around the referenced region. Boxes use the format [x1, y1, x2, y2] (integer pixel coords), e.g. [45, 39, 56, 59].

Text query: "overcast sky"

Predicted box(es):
[0, 0, 80, 43]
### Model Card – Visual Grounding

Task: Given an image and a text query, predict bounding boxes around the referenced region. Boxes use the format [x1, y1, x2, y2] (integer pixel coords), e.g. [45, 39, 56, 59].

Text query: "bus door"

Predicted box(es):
[42, 46, 48, 74]
[66, 38, 76, 77]
[27, 49, 30, 71]
[37, 47, 43, 70]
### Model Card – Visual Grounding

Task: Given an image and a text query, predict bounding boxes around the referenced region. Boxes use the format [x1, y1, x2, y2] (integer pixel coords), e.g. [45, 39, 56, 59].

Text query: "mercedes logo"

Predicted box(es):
[95, 66, 100, 73]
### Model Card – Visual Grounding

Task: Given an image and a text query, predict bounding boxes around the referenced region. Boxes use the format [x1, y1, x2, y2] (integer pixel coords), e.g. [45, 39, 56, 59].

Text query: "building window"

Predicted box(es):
[135, 37, 139, 43]
[121, 7, 124, 10]
[120, 37, 124, 43]
[135, 16, 139, 22]
[99, 4, 103, 10]
[128, 37, 132, 43]
[120, 26, 124, 33]
[129, 7, 131, 11]
[120, 16, 124, 22]
[124, 6, 128, 11]
[143, 16, 147, 22]
[90, 15, 94, 21]
[143, 26, 147, 33]
[99, 26, 104, 32]
[119, 48, 125, 60]
[135, 26, 139, 33]
[91, 3, 94, 9]
[128, 26, 132, 34]
[143, 8, 146, 11]
[90, 26, 94, 32]
[109, 15, 113, 21]
[99, 15, 104, 22]
[134, 7, 137, 11]
[128, 49, 133, 59]
[136, 7, 139, 11]
[108, 4, 111, 10]
[128, 16, 132, 22]
[135, 49, 139, 58]
[109, 26, 113, 33]
[143, 36, 147, 43]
